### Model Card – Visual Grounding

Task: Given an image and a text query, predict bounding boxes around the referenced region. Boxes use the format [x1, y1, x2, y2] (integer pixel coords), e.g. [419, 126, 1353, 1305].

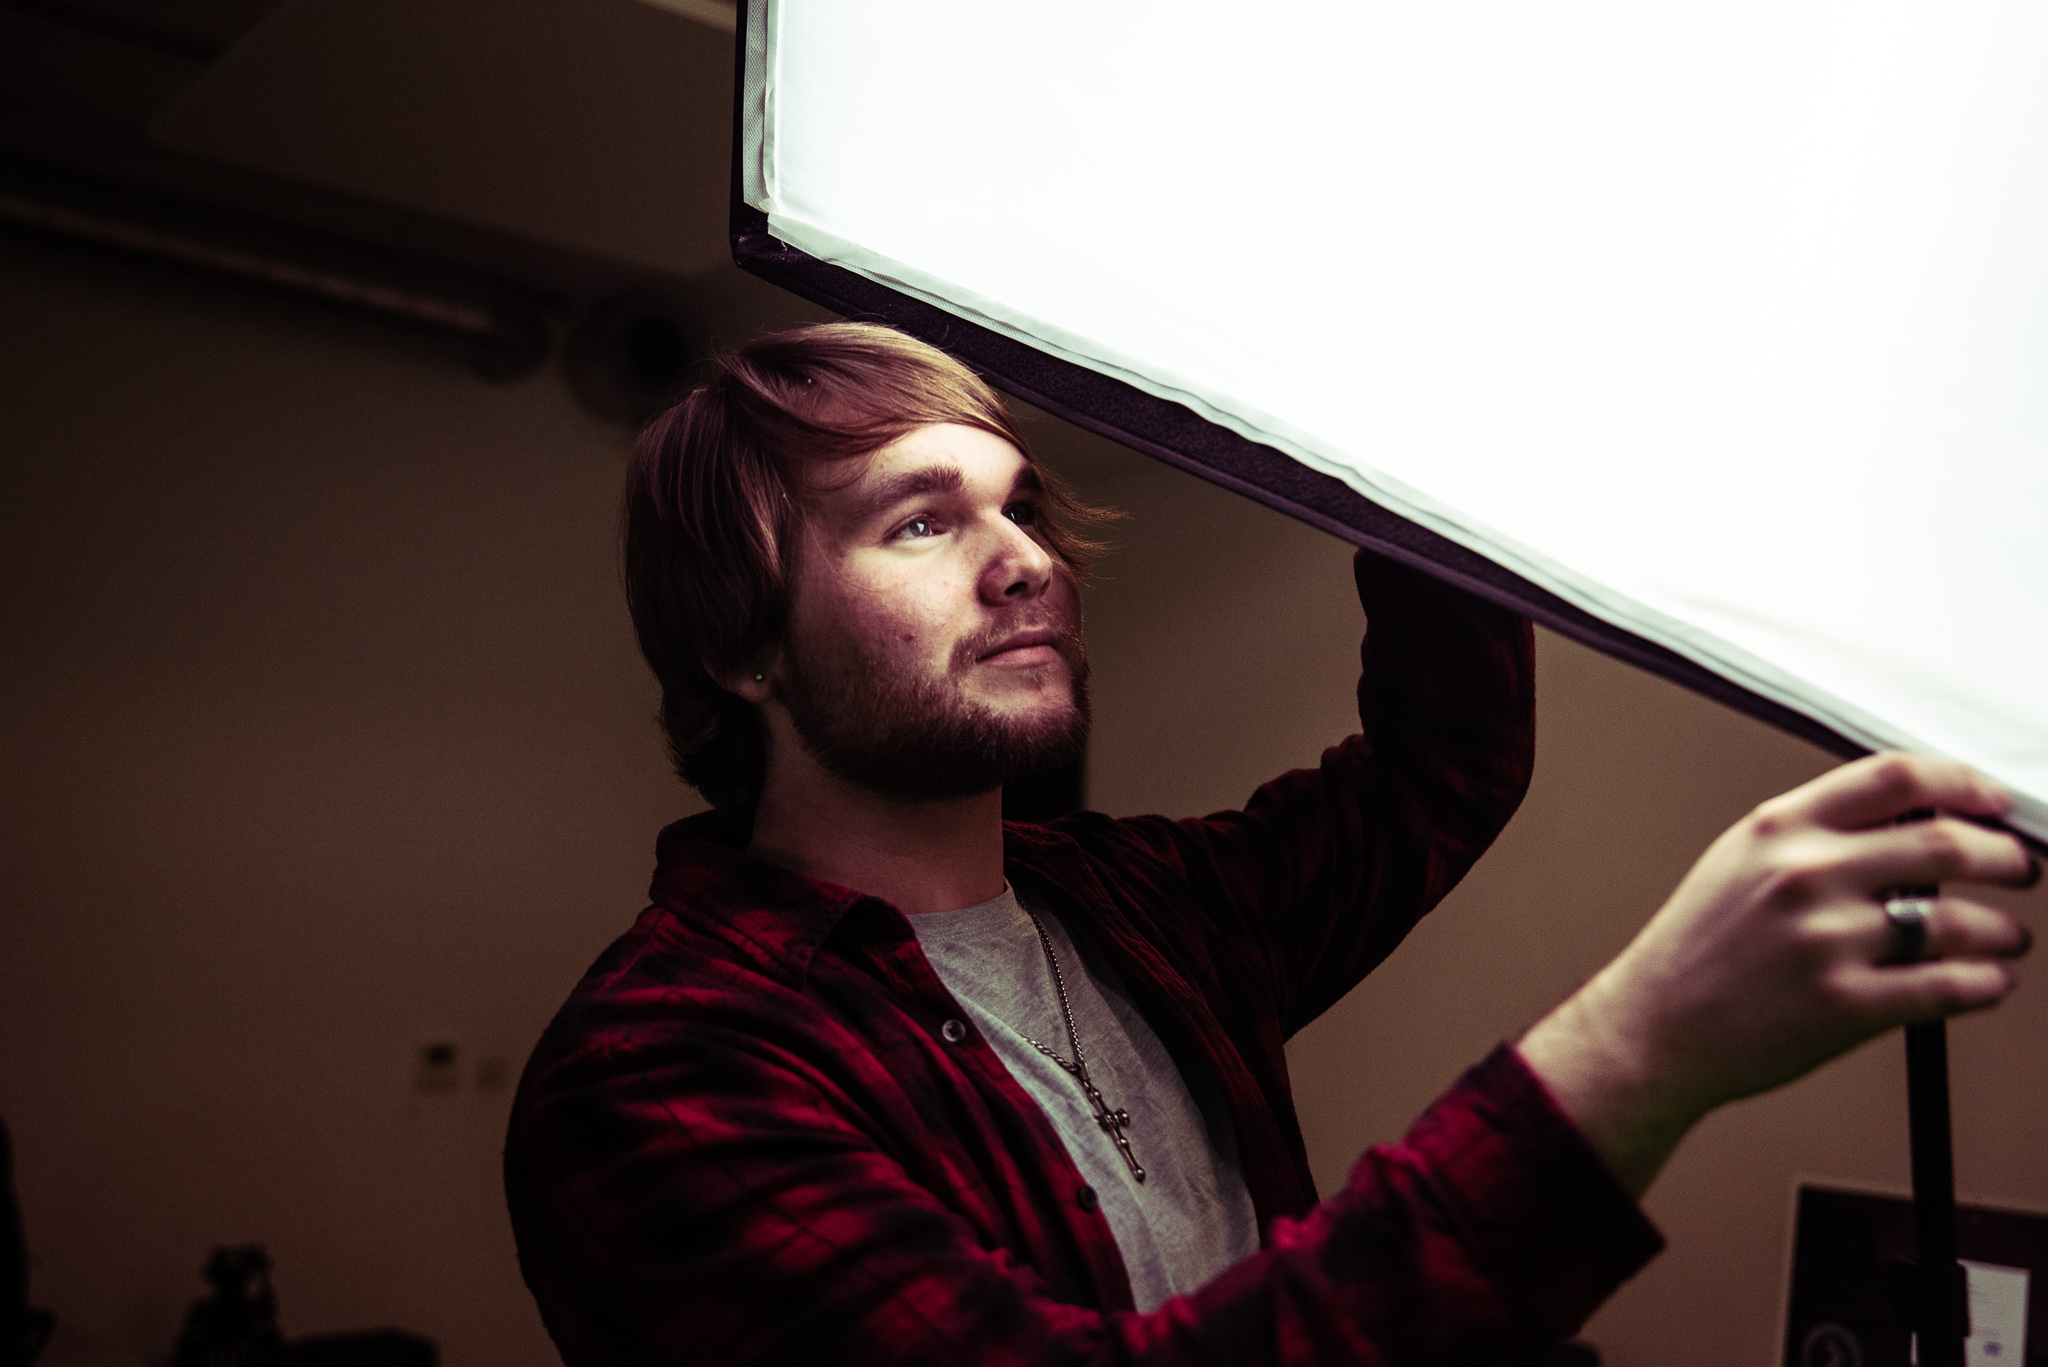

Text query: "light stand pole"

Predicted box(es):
[1893, 867, 1968, 1367]
[1904, 1018, 1968, 1367]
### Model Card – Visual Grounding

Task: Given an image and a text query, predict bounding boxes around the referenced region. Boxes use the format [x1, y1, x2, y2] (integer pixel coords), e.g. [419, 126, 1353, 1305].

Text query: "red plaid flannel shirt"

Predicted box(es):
[505, 554, 1662, 1365]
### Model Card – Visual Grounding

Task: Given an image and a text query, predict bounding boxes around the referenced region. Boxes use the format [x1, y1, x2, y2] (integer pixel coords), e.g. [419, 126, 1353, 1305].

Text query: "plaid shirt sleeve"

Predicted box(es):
[508, 977, 1657, 1367]
[1063, 550, 1544, 1037]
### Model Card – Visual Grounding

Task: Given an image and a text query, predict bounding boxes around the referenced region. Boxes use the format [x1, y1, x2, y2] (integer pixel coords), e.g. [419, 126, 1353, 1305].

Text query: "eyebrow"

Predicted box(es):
[846, 463, 1043, 522]
[853, 465, 965, 519]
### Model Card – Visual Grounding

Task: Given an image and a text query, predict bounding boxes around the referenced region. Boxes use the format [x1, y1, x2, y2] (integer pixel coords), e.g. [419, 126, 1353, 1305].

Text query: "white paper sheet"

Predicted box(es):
[1962, 1259, 2030, 1364]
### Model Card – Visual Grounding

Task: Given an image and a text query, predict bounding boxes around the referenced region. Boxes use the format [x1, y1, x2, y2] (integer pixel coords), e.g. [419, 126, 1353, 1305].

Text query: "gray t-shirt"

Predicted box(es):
[910, 883, 1261, 1312]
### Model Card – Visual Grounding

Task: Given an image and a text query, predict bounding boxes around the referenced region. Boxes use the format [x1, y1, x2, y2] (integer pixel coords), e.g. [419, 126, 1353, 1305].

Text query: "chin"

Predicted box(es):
[982, 653, 1074, 689]
[978, 681, 1077, 723]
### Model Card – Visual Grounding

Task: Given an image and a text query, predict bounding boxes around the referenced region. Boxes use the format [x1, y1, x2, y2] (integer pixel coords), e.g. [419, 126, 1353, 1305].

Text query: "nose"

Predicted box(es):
[977, 513, 1056, 605]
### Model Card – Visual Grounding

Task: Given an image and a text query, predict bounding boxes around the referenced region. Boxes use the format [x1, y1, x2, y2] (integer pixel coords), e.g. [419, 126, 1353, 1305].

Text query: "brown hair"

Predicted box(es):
[623, 322, 1111, 808]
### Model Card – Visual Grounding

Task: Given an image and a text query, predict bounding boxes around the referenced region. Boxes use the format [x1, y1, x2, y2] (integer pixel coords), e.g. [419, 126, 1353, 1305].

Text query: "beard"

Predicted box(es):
[777, 611, 1090, 801]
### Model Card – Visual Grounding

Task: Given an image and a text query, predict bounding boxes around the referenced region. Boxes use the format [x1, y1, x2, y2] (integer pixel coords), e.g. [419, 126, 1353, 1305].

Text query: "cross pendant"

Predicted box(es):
[1097, 1105, 1145, 1183]
[1079, 1075, 1145, 1184]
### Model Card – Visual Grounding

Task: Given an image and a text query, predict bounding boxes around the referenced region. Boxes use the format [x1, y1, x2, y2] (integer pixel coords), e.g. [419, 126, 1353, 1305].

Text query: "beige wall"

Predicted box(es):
[3, 235, 2044, 1367]
[1, 240, 709, 1366]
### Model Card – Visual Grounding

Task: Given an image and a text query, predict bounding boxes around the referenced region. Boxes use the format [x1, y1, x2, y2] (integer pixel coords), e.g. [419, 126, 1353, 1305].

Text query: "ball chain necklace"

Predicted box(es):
[1018, 905, 1146, 1184]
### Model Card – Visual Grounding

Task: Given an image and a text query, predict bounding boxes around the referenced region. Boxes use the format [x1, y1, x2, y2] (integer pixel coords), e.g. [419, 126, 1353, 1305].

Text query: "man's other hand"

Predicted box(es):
[1519, 752, 2038, 1196]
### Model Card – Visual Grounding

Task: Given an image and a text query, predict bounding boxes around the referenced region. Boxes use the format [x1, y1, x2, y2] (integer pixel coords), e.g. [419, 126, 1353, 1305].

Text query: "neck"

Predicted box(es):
[745, 715, 1007, 917]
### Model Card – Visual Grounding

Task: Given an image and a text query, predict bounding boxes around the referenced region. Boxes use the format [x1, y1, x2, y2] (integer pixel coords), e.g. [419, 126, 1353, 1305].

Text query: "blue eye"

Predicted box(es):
[896, 516, 936, 539]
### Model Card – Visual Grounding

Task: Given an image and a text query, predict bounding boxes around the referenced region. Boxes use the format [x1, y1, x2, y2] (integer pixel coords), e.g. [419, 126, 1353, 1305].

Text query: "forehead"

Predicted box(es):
[816, 422, 1032, 521]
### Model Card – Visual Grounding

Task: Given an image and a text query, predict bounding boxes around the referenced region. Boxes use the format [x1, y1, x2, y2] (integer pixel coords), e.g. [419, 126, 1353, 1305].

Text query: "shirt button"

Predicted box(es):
[1076, 1184, 1098, 1212]
[940, 1019, 968, 1044]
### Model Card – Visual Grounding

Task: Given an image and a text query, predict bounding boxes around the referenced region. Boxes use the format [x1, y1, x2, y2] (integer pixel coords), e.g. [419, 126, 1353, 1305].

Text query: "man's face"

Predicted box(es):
[774, 422, 1089, 799]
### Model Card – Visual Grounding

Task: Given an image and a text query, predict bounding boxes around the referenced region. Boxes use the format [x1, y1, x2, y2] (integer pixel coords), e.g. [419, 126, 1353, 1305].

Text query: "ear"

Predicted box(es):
[723, 644, 781, 704]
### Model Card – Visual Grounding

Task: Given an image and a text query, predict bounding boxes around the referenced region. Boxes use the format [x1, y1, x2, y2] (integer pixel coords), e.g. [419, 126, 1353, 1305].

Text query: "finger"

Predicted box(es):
[1794, 752, 2012, 833]
[1848, 896, 2033, 964]
[1837, 957, 2018, 1026]
[1826, 816, 2036, 892]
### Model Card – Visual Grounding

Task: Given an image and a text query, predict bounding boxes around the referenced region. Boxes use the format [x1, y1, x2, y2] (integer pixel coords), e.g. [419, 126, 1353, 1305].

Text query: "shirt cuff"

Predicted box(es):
[1394, 1042, 1666, 1340]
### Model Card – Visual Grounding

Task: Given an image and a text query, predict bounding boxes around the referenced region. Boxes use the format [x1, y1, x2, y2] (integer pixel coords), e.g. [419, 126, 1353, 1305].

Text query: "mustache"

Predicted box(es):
[951, 611, 1087, 672]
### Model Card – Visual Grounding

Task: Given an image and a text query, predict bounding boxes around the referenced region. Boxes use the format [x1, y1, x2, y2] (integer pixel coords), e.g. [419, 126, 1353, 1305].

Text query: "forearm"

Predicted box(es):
[1352, 550, 1536, 859]
[1109, 552, 1536, 1028]
[514, 1046, 1661, 1367]
[1514, 753, 2036, 1201]
[1515, 981, 1703, 1199]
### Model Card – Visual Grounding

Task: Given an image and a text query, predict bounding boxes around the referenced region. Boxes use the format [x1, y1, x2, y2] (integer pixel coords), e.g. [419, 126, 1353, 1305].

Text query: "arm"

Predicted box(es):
[1073, 549, 1536, 1034]
[507, 980, 1654, 1367]
[1519, 752, 2039, 1195]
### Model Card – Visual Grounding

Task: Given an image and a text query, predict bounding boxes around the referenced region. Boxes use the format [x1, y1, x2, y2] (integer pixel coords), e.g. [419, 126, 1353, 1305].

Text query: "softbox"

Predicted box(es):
[733, 0, 2048, 843]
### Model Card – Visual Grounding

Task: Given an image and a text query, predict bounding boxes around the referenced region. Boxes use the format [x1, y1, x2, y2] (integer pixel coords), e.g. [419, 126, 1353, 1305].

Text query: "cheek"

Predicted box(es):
[1041, 570, 1084, 632]
[798, 551, 982, 670]
[865, 567, 975, 643]
[823, 584, 953, 666]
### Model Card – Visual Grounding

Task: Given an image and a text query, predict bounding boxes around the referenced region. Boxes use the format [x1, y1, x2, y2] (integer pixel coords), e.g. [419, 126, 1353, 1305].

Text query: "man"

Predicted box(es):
[505, 322, 2035, 1364]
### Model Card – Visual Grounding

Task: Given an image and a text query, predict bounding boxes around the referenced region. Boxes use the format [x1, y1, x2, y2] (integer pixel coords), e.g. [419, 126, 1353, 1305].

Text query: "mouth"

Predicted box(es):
[976, 626, 1064, 669]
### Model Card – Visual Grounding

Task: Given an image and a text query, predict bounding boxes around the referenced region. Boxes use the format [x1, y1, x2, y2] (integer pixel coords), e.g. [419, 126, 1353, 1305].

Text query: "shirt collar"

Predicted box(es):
[648, 808, 875, 987]
[646, 808, 1103, 987]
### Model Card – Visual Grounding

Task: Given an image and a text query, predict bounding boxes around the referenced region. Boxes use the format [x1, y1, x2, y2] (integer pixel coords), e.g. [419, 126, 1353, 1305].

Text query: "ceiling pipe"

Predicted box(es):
[0, 158, 554, 380]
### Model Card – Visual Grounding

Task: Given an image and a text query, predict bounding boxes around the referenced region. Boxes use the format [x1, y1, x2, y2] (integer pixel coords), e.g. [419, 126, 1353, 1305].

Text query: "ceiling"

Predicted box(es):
[0, 0, 806, 376]
[8, 0, 285, 61]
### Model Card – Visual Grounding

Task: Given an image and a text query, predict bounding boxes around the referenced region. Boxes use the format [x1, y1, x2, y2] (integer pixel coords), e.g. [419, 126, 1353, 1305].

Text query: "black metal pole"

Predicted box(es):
[1905, 1018, 1968, 1366]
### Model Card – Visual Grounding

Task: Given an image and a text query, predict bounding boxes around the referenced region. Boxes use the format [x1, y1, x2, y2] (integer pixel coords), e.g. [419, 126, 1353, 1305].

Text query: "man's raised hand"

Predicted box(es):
[1518, 752, 2038, 1196]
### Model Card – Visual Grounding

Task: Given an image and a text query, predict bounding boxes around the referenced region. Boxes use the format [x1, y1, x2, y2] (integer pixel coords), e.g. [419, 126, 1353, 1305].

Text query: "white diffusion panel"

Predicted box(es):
[746, 0, 2048, 838]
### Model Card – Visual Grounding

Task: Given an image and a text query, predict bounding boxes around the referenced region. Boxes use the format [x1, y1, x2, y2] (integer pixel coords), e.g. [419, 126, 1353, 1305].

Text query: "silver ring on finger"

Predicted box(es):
[1881, 895, 1936, 965]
